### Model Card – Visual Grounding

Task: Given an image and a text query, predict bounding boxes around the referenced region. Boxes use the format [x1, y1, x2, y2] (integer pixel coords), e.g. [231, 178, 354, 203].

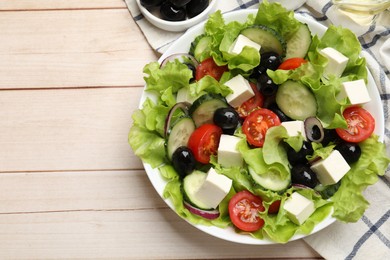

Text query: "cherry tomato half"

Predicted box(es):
[187, 124, 222, 164]
[228, 190, 265, 232]
[236, 82, 265, 119]
[335, 106, 375, 143]
[278, 57, 307, 70]
[195, 57, 228, 81]
[242, 108, 281, 147]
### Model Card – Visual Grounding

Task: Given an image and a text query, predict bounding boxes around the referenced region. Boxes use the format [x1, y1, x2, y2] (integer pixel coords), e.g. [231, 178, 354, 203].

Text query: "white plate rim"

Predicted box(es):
[140, 9, 385, 245]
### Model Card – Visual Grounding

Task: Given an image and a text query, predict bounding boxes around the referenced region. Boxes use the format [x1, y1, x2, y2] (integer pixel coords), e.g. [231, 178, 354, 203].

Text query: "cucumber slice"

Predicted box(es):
[166, 116, 196, 160]
[190, 34, 212, 62]
[240, 25, 286, 56]
[275, 80, 317, 121]
[248, 167, 291, 192]
[189, 94, 228, 127]
[285, 23, 312, 60]
[182, 170, 211, 210]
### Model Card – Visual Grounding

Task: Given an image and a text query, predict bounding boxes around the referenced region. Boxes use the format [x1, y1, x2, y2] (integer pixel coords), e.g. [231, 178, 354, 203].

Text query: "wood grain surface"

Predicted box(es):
[0, 1, 323, 258]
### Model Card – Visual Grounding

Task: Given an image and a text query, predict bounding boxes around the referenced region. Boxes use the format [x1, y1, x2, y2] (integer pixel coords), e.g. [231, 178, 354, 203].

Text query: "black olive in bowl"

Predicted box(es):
[136, 0, 217, 32]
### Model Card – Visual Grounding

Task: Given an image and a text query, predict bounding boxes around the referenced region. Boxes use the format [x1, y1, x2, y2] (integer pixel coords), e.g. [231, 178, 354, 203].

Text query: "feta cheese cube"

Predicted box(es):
[319, 47, 349, 78]
[224, 74, 255, 108]
[281, 120, 306, 140]
[310, 150, 351, 186]
[218, 134, 243, 168]
[337, 79, 371, 105]
[229, 34, 261, 55]
[176, 87, 200, 104]
[194, 168, 233, 209]
[283, 192, 315, 225]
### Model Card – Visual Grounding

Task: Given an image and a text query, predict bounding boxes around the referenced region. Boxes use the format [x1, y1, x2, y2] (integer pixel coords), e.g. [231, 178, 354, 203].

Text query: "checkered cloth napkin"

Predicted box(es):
[125, 0, 390, 259]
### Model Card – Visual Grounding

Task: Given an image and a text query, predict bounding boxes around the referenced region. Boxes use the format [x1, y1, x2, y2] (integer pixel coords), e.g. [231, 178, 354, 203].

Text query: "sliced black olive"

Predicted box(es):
[287, 141, 314, 166]
[186, 0, 209, 18]
[334, 142, 361, 164]
[172, 146, 196, 178]
[213, 107, 240, 135]
[160, 1, 187, 21]
[257, 74, 278, 96]
[304, 117, 324, 143]
[291, 164, 318, 189]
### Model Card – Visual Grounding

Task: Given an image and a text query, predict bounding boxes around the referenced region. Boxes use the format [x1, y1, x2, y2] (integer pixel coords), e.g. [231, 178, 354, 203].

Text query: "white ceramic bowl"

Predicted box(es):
[140, 9, 385, 244]
[136, 0, 218, 32]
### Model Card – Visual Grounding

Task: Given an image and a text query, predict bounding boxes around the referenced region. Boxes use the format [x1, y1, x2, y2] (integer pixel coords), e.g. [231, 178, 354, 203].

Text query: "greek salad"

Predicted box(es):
[129, 1, 390, 243]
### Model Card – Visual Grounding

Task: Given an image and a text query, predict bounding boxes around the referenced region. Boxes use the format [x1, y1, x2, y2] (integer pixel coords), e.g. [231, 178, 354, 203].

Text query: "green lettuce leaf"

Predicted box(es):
[203, 10, 259, 74]
[143, 60, 193, 98]
[128, 99, 168, 168]
[332, 135, 390, 222]
[254, 0, 301, 40]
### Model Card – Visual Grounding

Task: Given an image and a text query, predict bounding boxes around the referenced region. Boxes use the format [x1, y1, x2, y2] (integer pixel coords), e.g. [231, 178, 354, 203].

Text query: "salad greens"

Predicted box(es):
[129, 1, 389, 243]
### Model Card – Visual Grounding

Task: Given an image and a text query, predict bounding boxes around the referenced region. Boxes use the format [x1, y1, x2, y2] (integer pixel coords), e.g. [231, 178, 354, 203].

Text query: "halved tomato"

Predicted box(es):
[242, 108, 281, 147]
[236, 82, 264, 118]
[228, 190, 265, 232]
[336, 106, 375, 143]
[187, 124, 222, 164]
[278, 57, 307, 70]
[195, 57, 228, 81]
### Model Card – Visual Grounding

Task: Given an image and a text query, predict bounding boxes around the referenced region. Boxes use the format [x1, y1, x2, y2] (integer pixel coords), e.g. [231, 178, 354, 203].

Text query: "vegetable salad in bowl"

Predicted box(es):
[129, 1, 390, 244]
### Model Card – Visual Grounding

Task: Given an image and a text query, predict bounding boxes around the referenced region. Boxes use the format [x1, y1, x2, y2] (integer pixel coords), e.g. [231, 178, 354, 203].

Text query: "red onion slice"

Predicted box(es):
[164, 102, 191, 138]
[304, 117, 324, 143]
[183, 201, 220, 220]
[160, 53, 199, 68]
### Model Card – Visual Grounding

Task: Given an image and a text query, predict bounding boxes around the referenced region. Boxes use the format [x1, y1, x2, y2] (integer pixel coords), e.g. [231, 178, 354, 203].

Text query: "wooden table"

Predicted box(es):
[0, 1, 322, 258]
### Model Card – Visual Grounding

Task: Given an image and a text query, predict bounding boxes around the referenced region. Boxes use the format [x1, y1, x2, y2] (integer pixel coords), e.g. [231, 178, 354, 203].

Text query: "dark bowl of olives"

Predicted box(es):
[136, 0, 217, 32]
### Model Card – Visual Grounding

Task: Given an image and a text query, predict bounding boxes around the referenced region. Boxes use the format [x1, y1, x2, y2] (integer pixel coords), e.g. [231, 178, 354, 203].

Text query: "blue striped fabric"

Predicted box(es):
[125, 0, 390, 258]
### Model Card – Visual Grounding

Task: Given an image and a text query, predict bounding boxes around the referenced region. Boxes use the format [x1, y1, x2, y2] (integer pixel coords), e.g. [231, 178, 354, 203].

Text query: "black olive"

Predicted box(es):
[172, 146, 196, 178]
[160, 1, 187, 21]
[311, 125, 322, 140]
[168, 0, 191, 8]
[334, 142, 361, 164]
[250, 52, 281, 79]
[213, 107, 240, 135]
[140, 0, 164, 8]
[287, 141, 314, 166]
[186, 0, 209, 18]
[291, 164, 318, 189]
[321, 128, 341, 146]
[260, 52, 282, 71]
[257, 74, 278, 96]
[250, 65, 265, 79]
[267, 103, 291, 122]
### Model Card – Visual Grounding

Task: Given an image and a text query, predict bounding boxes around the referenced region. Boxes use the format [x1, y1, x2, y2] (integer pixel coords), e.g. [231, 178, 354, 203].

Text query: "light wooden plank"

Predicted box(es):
[0, 170, 165, 213]
[0, 0, 126, 10]
[0, 210, 321, 259]
[0, 9, 157, 88]
[0, 88, 144, 172]
[0, 170, 321, 259]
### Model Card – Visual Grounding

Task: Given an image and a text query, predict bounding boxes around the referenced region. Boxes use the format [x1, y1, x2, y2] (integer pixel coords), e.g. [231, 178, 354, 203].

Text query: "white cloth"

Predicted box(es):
[125, 0, 390, 259]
